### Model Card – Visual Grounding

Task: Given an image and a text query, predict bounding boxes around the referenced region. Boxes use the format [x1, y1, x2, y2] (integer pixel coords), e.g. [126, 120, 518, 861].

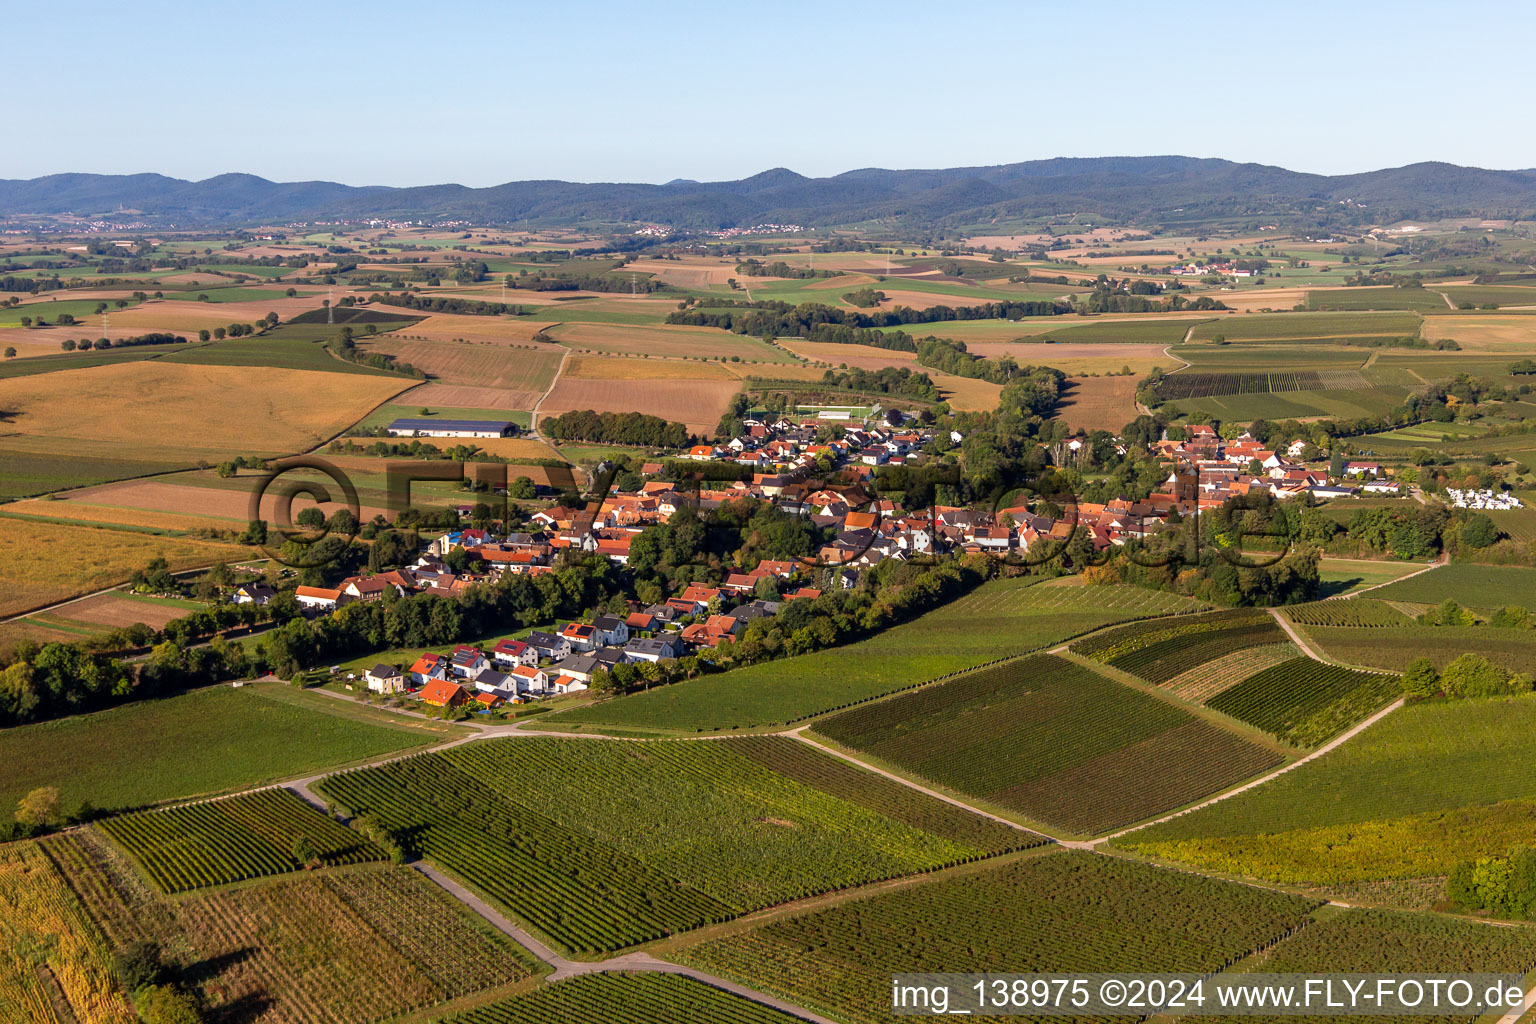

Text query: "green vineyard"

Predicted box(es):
[97, 788, 381, 894]
[1206, 658, 1402, 747]
[318, 736, 1030, 954]
[436, 972, 809, 1024]
[673, 852, 1321, 1024]
[317, 754, 735, 954]
[1073, 609, 1285, 685]
[727, 736, 1034, 854]
[812, 655, 1281, 834]
[1283, 600, 1415, 628]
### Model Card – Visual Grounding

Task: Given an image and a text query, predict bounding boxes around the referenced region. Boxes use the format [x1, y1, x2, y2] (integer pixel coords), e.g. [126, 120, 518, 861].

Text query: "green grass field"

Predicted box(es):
[160, 332, 406, 375]
[1189, 311, 1423, 341]
[1030, 319, 1205, 345]
[542, 580, 1205, 734]
[1307, 288, 1453, 312]
[0, 448, 193, 500]
[0, 683, 454, 814]
[670, 851, 1320, 1024]
[811, 654, 1281, 835]
[0, 298, 142, 327]
[1317, 558, 1426, 597]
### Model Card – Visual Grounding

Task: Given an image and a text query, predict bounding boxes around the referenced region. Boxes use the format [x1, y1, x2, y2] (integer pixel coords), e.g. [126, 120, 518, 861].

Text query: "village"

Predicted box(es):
[229, 411, 1427, 716]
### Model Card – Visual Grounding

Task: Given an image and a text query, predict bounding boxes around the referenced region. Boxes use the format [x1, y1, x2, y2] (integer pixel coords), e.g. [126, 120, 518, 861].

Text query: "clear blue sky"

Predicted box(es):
[10, 0, 1533, 186]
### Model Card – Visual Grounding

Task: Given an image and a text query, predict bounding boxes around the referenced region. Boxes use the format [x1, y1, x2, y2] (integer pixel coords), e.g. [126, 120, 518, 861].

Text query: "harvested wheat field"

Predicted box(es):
[106, 295, 328, 331]
[400, 382, 542, 410]
[539, 378, 740, 434]
[929, 372, 1003, 412]
[49, 477, 392, 528]
[625, 257, 740, 288]
[1202, 287, 1312, 312]
[545, 322, 791, 361]
[462, 437, 566, 461]
[369, 309, 561, 346]
[0, 518, 245, 618]
[360, 336, 561, 392]
[783, 341, 918, 371]
[564, 355, 738, 380]
[1055, 376, 1141, 432]
[0, 362, 411, 461]
[1, 498, 245, 534]
[57, 593, 192, 629]
[966, 341, 1173, 375]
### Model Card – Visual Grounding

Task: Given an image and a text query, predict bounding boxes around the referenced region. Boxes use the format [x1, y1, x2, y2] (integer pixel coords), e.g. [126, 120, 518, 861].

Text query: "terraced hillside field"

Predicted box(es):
[316, 736, 1032, 954]
[812, 654, 1281, 835]
[671, 852, 1320, 1024]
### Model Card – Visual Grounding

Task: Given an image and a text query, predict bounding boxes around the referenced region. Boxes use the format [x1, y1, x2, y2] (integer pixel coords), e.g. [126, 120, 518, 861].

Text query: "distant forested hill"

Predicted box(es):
[3, 158, 1534, 230]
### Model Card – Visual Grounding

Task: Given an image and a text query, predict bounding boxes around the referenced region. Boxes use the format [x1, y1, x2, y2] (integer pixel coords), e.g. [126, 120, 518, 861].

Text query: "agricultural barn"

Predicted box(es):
[386, 418, 515, 438]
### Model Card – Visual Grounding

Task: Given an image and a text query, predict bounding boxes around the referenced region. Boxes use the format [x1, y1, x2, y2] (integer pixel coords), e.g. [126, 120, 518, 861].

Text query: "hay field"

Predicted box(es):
[1055, 376, 1141, 432]
[546, 322, 792, 361]
[360, 336, 561, 392]
[1422, 315, 1536, 351]
[0, 361, 411, 461]
[565, 355, 739, 380]
[0, 518, 245, 618]
[540, 378, 740, 434]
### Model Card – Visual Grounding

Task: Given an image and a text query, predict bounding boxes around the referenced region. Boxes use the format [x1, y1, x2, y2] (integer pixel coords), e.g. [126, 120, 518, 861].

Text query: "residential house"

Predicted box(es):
[491, 639, 538, 668]
[524, 630, 571, 662]
[420, 678, 470, 708]
[550, 674, 589, 694]
[510, 663, 550, 694]
[232, 582, 275, 606]
[591, 615, 629, 646]
[364, 663, 405, 694]
[555, 654, 600, 682]
[294, 586, 344, 612]
[450, 644, 489, 679]
[560, 621, 599, 652]
[624, 636, 680, 662]
[407, 654, 448, 687]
